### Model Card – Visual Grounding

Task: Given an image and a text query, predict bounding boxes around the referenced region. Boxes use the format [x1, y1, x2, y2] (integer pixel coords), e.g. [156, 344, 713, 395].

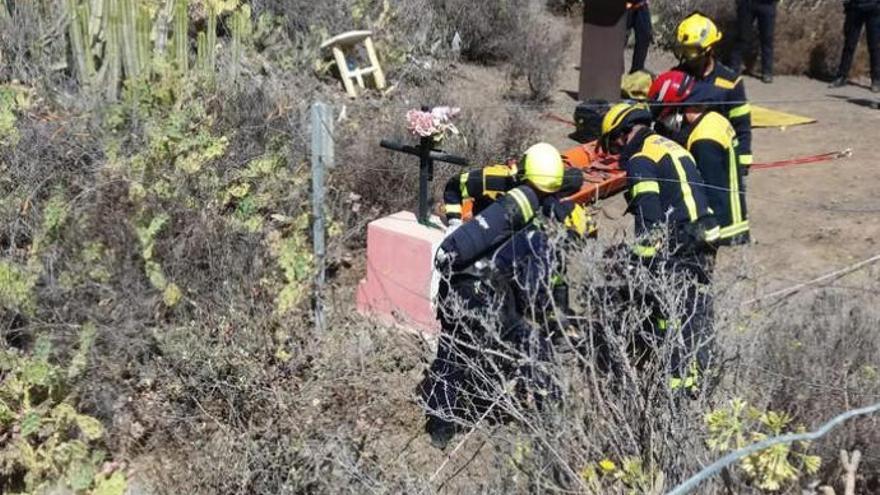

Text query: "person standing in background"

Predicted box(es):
[674, 13, 755, 170]
[829, 0, 880, 92]
[730, 0, 779, 83]
[627, 1, 653, 73]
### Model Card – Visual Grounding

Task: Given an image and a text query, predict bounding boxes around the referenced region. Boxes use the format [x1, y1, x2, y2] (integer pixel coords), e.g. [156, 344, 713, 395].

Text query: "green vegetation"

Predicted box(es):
[706, 399, 822, 491]
[0, 331, 126, 495]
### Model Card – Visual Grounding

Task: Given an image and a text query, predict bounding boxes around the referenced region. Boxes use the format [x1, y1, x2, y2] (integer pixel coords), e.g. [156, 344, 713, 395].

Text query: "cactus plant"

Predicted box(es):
[229, 4, 251, 79]
[153, 0, 175, 58]
[196, 29, 207, 73]
[172, 0, 188, 72]
[67, 0, 95, 83]
[119, 0, 139, 78]
[206, 4, 217, 74]
[101, 0, 122, 99]
[64, 0, 251, 95]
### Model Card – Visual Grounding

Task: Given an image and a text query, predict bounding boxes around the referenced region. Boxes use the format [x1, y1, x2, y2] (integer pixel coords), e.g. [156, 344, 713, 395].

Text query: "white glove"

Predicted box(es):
[435, 247, 452, 268]
[446, 218, 462, 235]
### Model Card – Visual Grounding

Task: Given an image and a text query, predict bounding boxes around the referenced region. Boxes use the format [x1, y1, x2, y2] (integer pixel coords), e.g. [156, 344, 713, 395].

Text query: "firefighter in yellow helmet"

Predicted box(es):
[599, 102, 719, 394]
[442, 144, 595, 237]
[423, 143, 583, 448]
[674, 12, 754, 174]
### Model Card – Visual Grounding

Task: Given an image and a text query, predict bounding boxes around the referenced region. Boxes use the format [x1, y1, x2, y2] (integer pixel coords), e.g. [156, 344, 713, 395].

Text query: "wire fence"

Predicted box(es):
[668, 402, 880, 495]
[355, 95, 880, 111]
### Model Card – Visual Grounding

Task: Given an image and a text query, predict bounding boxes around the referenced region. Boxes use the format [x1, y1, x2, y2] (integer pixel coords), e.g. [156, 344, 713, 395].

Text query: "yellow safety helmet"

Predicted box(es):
[521, 142, 564, 193]
[599, 102, 653, 152]
[676, 12, 723, 60]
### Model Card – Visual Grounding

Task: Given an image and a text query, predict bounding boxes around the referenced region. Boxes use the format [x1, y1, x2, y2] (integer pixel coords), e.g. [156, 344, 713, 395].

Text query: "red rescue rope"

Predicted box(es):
[751, 149, 852, 170]
[541, 112, 853, 171]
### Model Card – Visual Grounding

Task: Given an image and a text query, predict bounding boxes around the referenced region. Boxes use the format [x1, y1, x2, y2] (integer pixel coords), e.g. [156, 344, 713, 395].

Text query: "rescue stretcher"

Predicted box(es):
[458, 141, 623, 220]
[560, 140, 626, 205]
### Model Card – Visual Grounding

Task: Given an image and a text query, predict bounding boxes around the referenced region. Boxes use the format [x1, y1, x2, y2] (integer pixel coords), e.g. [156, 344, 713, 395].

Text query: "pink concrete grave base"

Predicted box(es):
[356, 211, 445, 334]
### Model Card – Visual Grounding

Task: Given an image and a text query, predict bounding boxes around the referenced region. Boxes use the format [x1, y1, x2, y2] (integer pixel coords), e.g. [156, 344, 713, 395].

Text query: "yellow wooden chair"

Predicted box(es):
[321, 30, 387, 98]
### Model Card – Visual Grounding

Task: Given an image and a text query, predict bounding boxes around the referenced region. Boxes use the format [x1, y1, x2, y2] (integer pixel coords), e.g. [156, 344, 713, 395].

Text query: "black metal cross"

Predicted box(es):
[380, 109, 469, 225]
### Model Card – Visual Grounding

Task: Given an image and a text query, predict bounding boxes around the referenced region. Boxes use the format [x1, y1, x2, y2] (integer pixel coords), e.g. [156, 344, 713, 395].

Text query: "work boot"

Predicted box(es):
[828, 77, 846, 88]
[872, 81, 880, 93]
[426, 417, 456, 450]
[761, 74, 773, 84]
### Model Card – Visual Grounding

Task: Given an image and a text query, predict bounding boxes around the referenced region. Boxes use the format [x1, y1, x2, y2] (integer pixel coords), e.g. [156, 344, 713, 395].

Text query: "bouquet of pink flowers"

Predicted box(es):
[405, 106, 461, 141]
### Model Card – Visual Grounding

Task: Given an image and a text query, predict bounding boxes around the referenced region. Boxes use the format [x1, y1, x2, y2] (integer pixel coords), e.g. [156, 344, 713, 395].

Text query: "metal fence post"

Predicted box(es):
[311, 102, 333, 331]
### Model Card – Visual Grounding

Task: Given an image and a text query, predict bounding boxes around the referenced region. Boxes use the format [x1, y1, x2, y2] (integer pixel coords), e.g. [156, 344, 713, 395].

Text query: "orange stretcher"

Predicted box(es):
[561, 140, 626, 205]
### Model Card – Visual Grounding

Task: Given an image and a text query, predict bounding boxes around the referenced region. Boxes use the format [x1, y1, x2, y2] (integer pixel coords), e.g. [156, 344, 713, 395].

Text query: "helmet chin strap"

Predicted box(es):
[682, 53, 712, 77]
[659, 113, 684, 136]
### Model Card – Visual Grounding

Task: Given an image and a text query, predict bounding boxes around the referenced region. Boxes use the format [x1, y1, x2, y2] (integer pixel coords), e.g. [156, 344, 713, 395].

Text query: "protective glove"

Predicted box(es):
[434, 246, 454, 271]
[541, 196, 575, 222]
[445, 218, 462, 235]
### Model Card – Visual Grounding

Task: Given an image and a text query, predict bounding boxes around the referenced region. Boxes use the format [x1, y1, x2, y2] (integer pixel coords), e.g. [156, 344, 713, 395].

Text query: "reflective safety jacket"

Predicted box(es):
[439, 185, 541, 270]
[442, 165, 595, 236]
[621, 128, 719, 257]
[677, 61, 753, 168]
[684, 111, 750, 245]
[442, 164, 518, 221]
[437, 185, 560, 308]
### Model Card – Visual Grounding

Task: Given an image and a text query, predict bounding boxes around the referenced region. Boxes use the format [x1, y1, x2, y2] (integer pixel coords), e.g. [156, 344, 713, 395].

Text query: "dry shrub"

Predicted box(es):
[0, 0, 69, 85]
[447, 106, 538, 168]
[773, 4, 868, 79]
[508, 14, 573, 102]
[723, 274, 880, 492]
[431, 0, 531, 64]
[545, 0, 582, 16]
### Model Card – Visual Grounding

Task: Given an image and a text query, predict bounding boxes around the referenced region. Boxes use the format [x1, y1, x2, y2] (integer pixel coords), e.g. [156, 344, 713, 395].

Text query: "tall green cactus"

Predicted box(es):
[196, 5, 218, 84]
[67, 0, 96, 83]
[65, 0, 250, 95]
[152, 0, 175, 59]
[102, 0, 121, 100]
[229, 5, 251, 79]
[119, 0, 141, 79]
[206, 5, 217, 74]
[196, 30, 207, 73]
[172, 0, 188, 72]
[136, 4, 151, 70]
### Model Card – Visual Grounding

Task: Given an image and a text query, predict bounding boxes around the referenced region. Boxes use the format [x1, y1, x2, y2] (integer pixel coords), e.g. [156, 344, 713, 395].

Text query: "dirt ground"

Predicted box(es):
[443, 20, 880, 294]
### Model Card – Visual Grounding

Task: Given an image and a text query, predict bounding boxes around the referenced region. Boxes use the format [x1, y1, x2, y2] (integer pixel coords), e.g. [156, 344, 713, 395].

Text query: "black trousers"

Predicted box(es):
[731, 0, 777, 75]
[421, 277, 552, 429]
[592, 248, 716, 385]
[663, 251, 716, 378]
[626, 5, 653, 73]
[836, 7, 880, 82]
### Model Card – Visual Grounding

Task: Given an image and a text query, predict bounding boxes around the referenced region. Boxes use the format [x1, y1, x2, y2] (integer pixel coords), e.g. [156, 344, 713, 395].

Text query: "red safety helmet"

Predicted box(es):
[648, 70, 696, 119]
